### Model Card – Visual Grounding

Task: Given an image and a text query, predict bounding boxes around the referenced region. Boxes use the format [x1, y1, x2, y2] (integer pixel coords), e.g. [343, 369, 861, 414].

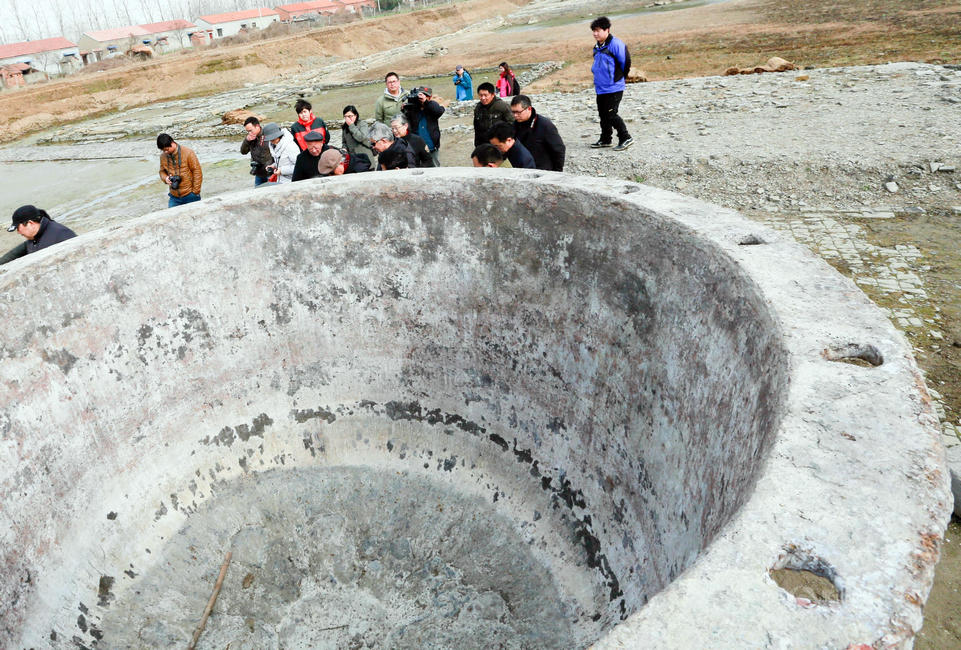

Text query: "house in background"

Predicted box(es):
[79, 26, 151, 62]
[338, 0, 377, 15]
[0, 37, 80, 80]
[195, 8, 280, 40]
[139, 19, 199, 52]
[274, 0, 343, 23]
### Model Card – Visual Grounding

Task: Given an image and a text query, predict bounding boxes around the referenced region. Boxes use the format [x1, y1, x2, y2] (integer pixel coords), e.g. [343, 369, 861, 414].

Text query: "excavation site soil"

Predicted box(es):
[0, 0, 959, 646]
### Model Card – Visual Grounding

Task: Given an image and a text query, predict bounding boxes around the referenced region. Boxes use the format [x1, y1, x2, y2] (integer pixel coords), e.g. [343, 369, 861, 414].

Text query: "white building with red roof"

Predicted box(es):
[79, 20, 201, 61]
[337, 0, 377, 14]
[274, 0, 343, 23]
[0, 37, 80, 78]
[139, 19, 199, 51]
[195, 8, 280, 40]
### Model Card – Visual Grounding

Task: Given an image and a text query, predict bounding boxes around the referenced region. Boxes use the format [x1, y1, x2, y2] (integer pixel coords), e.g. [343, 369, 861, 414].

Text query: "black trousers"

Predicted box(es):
[596, 91, 630, 144]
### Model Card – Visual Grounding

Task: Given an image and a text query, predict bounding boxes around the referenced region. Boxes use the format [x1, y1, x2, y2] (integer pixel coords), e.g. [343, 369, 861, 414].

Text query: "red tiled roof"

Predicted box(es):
[198, 8, 279, 24]
[83, 26, 150, 42]
[0, 37, 77, 60]
[339, 0, 374, 4]
[276, 1, 342, 12]
[140, 19, 196, 33]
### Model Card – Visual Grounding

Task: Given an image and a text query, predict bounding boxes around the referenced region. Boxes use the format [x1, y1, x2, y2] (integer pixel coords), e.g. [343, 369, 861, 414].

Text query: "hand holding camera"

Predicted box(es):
[168, 175, 182, 190]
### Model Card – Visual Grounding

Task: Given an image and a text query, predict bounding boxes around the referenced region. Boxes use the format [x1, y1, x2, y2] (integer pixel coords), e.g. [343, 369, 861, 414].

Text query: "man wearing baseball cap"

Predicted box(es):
[402, 86, 445, 167]
[1, 205, 77, 265]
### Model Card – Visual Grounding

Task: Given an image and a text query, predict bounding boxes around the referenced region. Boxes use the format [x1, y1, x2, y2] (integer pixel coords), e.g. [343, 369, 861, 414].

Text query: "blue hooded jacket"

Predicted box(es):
[452, 69, 473, 101]
[592, 34, 628, 95]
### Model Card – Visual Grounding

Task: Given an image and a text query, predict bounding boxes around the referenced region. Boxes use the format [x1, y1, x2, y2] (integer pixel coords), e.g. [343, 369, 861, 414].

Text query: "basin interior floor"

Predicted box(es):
[100, 466, 584, 649]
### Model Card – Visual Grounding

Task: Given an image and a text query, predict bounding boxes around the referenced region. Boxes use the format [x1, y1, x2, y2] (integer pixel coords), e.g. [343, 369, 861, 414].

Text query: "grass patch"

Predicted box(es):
[197, 57, 243, 74]
[82, 78, 125, 94]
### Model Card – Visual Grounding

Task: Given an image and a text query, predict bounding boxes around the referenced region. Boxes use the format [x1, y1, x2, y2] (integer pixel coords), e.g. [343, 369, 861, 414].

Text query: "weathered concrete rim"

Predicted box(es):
[0, 168, 952, 648]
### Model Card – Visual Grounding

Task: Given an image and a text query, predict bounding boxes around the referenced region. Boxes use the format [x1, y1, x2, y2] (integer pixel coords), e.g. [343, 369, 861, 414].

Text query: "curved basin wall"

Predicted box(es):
[0, 173, 788, 647]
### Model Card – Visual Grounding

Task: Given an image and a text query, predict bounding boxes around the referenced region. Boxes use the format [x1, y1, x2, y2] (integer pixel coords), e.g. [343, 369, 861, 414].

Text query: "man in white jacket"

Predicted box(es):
[261, 122, 299, 184]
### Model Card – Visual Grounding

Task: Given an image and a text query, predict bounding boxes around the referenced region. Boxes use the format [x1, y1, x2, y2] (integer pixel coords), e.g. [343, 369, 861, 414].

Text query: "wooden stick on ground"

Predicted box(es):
[187, 551, 232, 650]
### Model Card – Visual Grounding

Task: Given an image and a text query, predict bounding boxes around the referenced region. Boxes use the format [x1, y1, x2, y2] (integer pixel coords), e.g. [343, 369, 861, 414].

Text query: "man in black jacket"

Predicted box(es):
[2, 205, 77, 265]
[510, 95, 566, 172]
[473, 82, 512, 146]
[402, 86, 445, 166]
[369, 122, 417, 170]
[390, 115, 434, 168]
[292, 130, 327, 181]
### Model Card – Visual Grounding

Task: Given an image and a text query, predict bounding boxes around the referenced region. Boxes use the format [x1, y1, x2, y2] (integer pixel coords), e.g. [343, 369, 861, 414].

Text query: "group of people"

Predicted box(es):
[4, 17, 632, 264]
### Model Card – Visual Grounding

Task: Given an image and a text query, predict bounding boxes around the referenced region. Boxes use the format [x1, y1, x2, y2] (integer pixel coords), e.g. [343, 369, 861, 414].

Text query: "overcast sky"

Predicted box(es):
[1, 0, 273, 43]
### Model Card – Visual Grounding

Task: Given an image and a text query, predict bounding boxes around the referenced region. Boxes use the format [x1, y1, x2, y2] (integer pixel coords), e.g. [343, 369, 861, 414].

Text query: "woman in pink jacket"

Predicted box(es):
[496, 62, 519, 98]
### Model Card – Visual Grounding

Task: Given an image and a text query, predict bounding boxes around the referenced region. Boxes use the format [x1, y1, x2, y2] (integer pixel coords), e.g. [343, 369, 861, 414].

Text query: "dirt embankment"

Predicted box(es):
[0, 0, 526, 145]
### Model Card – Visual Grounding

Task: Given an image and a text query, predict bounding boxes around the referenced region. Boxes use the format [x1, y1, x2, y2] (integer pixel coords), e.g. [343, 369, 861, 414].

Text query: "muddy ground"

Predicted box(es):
[0, 0, 959, 646]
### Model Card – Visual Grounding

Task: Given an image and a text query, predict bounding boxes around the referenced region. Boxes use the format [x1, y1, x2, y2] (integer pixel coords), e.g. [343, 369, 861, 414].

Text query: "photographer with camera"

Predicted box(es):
[241, 117, 274, 187]
[401, 86, 445, 167]
[157, 133, 202, 208]
[262, 122, 299, 184]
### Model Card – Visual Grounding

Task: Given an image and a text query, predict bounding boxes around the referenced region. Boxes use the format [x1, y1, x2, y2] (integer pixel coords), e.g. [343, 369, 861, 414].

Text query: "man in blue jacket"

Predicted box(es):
[590, 16, 634, 151]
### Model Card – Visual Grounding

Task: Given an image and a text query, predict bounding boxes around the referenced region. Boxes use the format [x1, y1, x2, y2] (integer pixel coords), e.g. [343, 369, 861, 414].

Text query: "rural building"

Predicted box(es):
[79, 26, 151, 62]
[80, 21, 201, 62]
[195, 8, 280, 40]
[139, 20, 199, 51]
[0, 37, 80, 80]
[338, 0, 377, 14]
[274, 0, 343, 22]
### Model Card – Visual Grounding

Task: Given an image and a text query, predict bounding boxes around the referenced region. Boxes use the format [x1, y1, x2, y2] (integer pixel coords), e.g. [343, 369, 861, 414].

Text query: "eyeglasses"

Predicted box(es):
[510, 108, 529, 115]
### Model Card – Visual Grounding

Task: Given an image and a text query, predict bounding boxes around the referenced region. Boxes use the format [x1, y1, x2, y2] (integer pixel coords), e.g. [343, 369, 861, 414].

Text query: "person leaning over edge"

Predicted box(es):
[316, 147, 372, 176]
[291, 130, 328, 182]
[510, 94, 566, 172]
[157, 133, 202, 208]
[471, 143, 505, 168]
[240, 116, 274, 187]
[1, 204, 77, 265]
[590, 16, 634, 151]
[487, 121, 536, 169]
[473, 82, 512, 146]
[390, 114, 434, 168]
[369, 122, 417, 171]
[262, 122, 300, 184]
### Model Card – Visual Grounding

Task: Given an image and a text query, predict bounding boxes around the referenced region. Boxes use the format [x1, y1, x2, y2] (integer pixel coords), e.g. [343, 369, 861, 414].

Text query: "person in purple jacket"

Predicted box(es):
[590, 16, 634, 151]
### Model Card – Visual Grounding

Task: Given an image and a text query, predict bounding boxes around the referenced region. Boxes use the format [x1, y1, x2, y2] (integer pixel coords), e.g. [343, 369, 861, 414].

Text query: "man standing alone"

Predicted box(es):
[157, 133, 203, 208]
[590, 16, 633, 151]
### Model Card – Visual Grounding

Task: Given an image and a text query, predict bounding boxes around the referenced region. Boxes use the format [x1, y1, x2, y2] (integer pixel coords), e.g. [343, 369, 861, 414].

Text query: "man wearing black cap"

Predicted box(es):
[1, 205, 77, 265]
[402, 86, 445, 167]
[291, 130, 328, 182]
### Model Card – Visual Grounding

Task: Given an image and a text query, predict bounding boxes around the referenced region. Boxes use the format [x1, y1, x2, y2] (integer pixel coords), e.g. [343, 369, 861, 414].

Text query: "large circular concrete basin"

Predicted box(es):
[0, 170, 951, 648]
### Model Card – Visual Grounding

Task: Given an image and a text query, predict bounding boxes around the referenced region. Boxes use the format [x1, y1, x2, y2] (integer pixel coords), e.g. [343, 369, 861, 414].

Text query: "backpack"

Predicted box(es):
[601, 42, 632, 83]
[511, 75, 521, 96]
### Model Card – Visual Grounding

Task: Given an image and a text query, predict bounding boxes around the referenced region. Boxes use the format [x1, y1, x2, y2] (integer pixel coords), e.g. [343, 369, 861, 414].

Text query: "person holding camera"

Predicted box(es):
[452, 65, 473, 101]
[262, 122, 299, 184]
[157, 133, 202, 208]
[241, 117, 274, 187]
[402, 86, 445, 167]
